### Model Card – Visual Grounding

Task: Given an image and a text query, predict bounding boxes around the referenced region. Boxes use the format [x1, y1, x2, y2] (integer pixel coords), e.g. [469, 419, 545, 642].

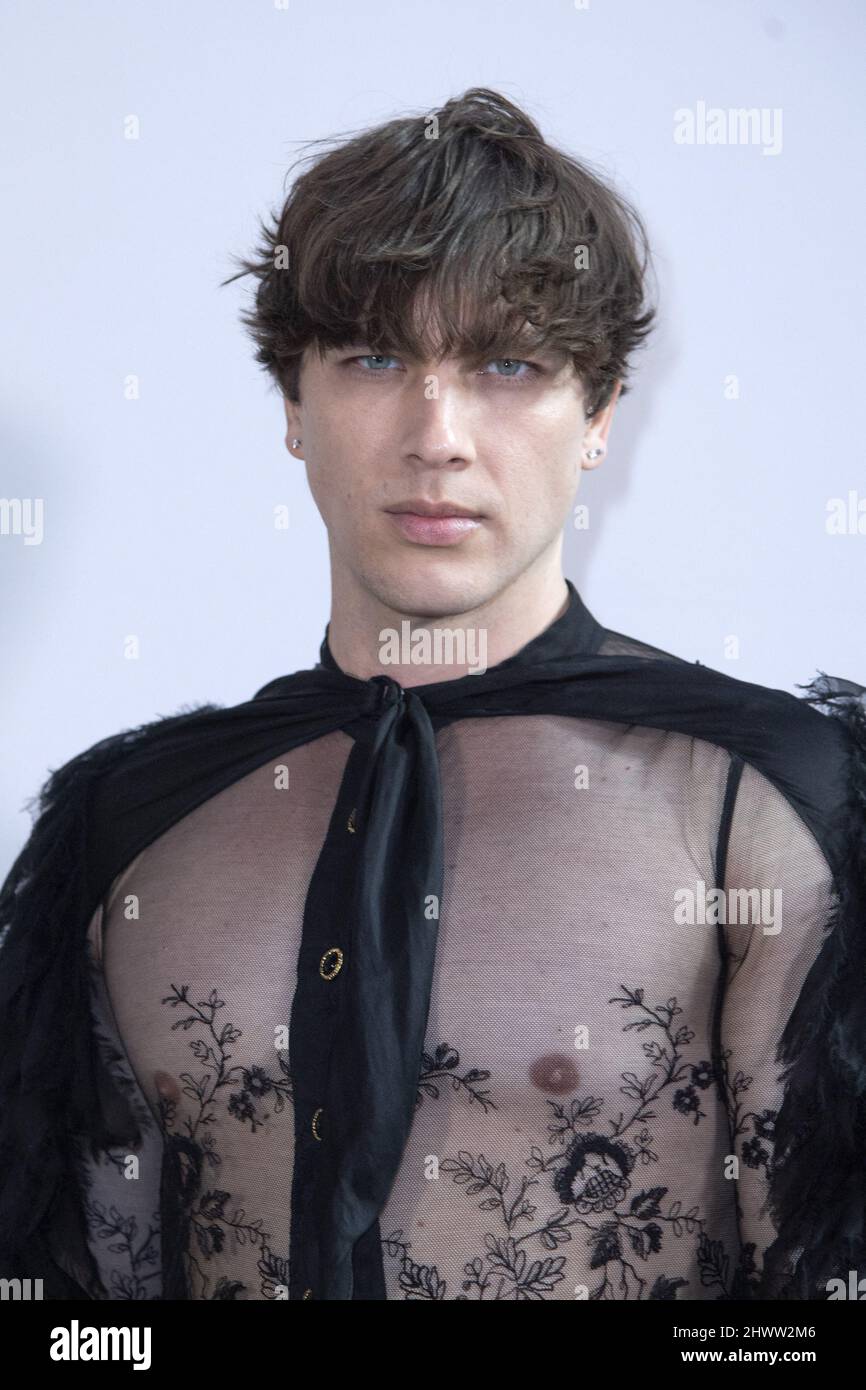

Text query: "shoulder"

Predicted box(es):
[0, 700, 224, 943]
[597, 625, 691, 663]
[42, 699, 225, 837]
[601, 620, 857, 775]
[597, 625, 863, 885]
[710, 667, 862, 891]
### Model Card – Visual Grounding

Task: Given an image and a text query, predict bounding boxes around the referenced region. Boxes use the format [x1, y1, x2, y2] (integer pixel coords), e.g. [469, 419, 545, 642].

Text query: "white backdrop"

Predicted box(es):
[2, 0, 864, 878]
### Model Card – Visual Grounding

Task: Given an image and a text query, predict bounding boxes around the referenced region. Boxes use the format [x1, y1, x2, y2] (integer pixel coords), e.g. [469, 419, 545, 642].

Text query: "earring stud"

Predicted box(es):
[584, 445, 605, 460]
[291, 437, 302, 450]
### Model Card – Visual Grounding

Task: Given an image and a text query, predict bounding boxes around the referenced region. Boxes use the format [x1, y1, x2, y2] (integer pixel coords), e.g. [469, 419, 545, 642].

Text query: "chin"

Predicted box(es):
[365, 557, 500, 619]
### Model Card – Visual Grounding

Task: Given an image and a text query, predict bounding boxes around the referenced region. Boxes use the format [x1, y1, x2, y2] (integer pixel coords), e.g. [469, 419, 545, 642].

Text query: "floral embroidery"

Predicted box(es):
[82, 1190, 160, 1300]
[155, 983, 293, 1299]
[714, 1040, 777, 1174]
[79, 950, 165, 1299]
[383, 985, 774, 1300]
[82, 974, 776, 1300]
[416, 1043, 496, 1111]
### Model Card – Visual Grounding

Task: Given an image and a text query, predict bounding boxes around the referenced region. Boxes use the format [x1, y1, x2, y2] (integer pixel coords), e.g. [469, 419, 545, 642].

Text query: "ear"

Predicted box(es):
[282, 394, 303, 456]
[582, 380, 622, 471]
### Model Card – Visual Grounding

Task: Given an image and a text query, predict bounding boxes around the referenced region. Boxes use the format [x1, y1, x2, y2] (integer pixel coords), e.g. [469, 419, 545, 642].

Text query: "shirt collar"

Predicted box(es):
[316, 578, 606, 677]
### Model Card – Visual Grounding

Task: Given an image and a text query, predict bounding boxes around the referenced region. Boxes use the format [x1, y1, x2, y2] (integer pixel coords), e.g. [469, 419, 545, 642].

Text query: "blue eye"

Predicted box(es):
[482, 358, 537, 380]
[345, 353, 540, 380]
[354, 354, 400, 371]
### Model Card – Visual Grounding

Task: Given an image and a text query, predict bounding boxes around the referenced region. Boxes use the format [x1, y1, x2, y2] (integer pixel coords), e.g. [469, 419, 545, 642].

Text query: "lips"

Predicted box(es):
[385, 500, 482, 519]
[385, 511, 483, 547]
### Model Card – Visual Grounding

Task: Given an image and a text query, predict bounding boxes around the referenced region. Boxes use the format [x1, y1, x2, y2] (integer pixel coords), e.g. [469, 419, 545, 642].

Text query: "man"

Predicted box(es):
[1, 88, 864, 1303]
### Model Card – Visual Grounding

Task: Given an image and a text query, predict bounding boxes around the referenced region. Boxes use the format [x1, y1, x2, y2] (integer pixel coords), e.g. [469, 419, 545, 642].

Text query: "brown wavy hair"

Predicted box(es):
[222, 87, 657, 420]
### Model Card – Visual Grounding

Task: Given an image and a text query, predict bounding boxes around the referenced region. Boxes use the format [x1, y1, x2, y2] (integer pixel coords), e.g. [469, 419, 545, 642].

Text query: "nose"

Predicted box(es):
[399, 374, 477, 472]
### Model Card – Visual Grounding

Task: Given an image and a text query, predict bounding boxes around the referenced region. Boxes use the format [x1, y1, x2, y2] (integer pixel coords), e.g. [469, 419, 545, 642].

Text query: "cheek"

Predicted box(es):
[501, 406, 582, 497]
[501, 442, 579, 524]
[304, 443, 358, 526]
[303, 461, 328, 517]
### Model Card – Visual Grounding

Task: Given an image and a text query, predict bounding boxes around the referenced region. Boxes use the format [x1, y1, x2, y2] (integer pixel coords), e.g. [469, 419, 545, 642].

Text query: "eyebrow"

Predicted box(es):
[327, 341, 571, 367]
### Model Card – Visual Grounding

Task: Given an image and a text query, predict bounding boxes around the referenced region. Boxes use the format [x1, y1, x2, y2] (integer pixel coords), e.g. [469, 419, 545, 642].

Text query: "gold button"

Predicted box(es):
[347, 807, 357, 833]
[319, 946, 344, 980]
[311, 1107, 323, 1141]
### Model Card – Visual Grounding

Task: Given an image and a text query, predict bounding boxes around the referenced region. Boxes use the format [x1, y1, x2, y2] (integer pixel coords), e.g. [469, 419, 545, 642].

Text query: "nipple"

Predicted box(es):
[529, 1053, 580, 1095]
[153, 1070, 181, 1104]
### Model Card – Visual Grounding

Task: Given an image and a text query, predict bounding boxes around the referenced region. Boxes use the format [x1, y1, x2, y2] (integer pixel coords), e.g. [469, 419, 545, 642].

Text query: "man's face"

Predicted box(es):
[283, 322, 618, 618]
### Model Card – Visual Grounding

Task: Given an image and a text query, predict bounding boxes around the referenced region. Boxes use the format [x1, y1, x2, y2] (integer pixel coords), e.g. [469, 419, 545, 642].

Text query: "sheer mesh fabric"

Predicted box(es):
[74, 633, 834, 1300]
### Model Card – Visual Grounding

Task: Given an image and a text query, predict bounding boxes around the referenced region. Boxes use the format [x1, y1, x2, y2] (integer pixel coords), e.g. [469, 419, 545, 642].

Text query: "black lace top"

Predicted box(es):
[67, 584, 840, 1300]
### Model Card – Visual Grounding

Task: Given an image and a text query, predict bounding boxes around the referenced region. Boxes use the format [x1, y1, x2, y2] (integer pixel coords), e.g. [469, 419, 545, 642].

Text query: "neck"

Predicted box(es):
[324, 555, 571, 686]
